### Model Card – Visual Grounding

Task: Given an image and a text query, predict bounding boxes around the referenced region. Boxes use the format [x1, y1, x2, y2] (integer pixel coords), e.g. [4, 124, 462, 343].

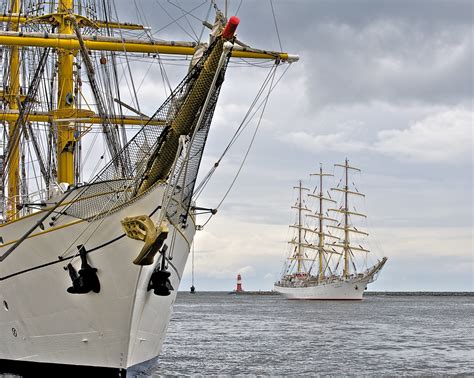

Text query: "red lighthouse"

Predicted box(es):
[236, 274, 243, 292]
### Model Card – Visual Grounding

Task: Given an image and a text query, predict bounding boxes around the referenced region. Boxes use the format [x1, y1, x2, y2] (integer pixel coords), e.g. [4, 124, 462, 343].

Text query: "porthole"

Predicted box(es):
[3, 300, 8, 311]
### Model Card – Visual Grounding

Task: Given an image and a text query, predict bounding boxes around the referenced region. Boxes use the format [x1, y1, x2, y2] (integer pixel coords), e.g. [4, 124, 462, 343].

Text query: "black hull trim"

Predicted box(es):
[0, 359, 126, 377]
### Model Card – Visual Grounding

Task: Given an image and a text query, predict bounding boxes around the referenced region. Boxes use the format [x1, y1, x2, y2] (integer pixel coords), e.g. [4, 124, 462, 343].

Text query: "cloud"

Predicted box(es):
[370, 226, 473, 291]
[301, 18, 472, 107]
[264, 273, 275, 280]
[276, 108, 472, 164]
[185, 218, 285, 281]
[114, 1, 473, 109]
[275, 124, 369, 154]
[238, 265, 257, 278]
[374, 108, 472, 163]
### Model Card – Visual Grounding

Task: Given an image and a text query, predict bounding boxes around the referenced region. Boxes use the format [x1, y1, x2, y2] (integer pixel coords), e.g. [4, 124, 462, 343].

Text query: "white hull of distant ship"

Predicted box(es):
[274, 161, 387, 300]
[0, 3, 297, 375]
[275, 259, 386, 300]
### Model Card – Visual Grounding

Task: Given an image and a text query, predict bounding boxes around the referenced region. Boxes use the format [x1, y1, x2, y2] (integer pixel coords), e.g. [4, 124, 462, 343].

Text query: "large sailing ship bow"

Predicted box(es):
[0, 2, 301, 372]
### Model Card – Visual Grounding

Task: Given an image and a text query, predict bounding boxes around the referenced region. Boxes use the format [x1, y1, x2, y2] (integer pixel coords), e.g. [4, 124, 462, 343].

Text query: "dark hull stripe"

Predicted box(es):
[287, 298, 363, 300]
[0, 359, 127, 377]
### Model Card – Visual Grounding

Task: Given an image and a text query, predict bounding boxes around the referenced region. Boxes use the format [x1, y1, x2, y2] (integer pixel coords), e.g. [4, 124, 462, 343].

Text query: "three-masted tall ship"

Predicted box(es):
[0, 0, 297, 374]
[274, 160, 387, 300]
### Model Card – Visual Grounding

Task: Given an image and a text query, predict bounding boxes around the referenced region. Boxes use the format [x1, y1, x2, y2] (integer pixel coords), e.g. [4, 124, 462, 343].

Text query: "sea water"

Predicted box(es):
[143, 292, 473, 376]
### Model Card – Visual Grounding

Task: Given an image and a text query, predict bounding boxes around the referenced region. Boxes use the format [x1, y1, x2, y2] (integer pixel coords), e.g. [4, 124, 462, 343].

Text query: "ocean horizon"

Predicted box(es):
[177, 290, 474, 295]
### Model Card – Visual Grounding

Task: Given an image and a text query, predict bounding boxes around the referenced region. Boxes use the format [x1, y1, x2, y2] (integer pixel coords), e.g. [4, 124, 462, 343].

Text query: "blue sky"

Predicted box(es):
[118, 0, 473, 291]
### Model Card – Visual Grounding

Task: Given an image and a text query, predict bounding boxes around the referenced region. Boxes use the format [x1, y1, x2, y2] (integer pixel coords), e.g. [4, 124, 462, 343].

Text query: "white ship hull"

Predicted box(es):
[274, 276, 371, 300]
[0, 184, 193, 375]
[274, 259, 387, 300]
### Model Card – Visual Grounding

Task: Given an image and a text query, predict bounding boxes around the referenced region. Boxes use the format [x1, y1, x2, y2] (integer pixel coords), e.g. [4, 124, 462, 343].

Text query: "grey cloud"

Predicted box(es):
[233, 0, 473, 48]
[229, 1, 473, 107]
[303, 21, 471, 107]
[275, 107, 472, 164]
[115, 1, 473, 108]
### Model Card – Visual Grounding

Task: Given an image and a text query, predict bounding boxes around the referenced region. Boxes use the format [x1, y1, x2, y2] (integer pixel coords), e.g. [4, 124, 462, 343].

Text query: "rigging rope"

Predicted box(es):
[150, 0, 207, 38]
[111, 0, 142, 115]
[3, 48, 50, 184]
[191, 240, 195, 286]
[175, 0, 200, 41]
[198, 1, 213, 42]
[155, 0, 200, 43]
[199, 64, 279, 229]
[193, 66, 274, 199]
[71, 15, 124, 170]
[235, 0, 243, 16]
[193, 63, 291, 204]
[269, 0, 283, 52]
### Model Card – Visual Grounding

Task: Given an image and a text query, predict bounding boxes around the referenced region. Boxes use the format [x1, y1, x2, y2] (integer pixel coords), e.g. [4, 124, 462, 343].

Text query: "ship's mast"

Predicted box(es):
[328, 159, 369, 278]
[289, 180, 310, 274]
[308, 165, 336, 282]
[297, 180, 303, 273]
[57, 0, 75, 185]
[6, 0, 21, 220]
[318, 171, 324, 278]
[343, 159, 349, 276]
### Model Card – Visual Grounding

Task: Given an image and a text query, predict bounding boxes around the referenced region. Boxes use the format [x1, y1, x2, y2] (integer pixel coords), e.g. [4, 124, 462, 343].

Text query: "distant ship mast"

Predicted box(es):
[328, 159, 369, 277]
[308, 164, 337, 282]
[289, 180, 309, 274]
